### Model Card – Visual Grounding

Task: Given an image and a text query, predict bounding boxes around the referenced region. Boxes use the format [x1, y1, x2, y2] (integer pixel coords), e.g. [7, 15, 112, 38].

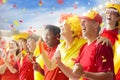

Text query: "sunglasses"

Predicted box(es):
[106, 8, 119, 16]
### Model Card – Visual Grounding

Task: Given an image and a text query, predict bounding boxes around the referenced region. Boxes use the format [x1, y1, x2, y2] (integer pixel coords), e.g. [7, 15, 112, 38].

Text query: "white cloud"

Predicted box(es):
[0, 0, 107, 35]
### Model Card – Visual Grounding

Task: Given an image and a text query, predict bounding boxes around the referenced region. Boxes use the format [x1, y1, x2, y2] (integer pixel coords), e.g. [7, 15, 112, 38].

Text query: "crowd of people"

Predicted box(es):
[0, 2, 120, 80]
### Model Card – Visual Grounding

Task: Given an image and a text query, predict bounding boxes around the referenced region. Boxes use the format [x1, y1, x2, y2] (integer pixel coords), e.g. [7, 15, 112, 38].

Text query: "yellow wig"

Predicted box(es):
[59, 13, 82, 37]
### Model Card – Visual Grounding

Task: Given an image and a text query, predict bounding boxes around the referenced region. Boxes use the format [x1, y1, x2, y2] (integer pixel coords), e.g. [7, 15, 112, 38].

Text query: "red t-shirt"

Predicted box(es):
[1, 67, 19, 80]
[0, 56, 19, 80]
[44, 46, 69, 80]
[101, 28, 118, 45]
[75, 41, 115, 80]
[15, 55, 34, 80]
[0, 58, 4, 80]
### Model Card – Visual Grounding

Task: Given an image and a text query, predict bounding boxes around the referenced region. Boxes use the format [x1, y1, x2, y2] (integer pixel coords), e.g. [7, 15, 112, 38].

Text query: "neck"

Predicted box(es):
[87, 35, 98, 45]
[106, 23, 116, 30]
[64, 35, 74, 49]
[49, 41, 60, 48]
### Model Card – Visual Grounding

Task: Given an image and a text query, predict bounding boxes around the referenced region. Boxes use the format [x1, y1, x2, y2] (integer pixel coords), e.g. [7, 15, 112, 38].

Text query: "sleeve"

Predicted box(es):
[95, 44, 114, 72]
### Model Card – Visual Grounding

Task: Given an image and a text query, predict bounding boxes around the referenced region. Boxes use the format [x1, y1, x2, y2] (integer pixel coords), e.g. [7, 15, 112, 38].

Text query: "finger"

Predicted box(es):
[101, 40, 105, 45]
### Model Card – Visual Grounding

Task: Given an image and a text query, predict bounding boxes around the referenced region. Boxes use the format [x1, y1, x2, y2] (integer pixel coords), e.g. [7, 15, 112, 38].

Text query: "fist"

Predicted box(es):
[54, 51, 61, 63]
[73, 63, 84, 77]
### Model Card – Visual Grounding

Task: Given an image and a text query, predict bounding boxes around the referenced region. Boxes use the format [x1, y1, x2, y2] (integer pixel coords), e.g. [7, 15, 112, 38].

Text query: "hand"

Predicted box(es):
[96, 36, 112, 47]
[33, 62, 40, 71]
[73, 63, 84, 78]
[33, 62, 44, 75]
[54, 51, 61, 64]
[1, 50, 7, 61]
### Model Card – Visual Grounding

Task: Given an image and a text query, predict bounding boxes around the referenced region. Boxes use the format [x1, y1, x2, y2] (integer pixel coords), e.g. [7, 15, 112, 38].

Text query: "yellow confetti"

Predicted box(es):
[13, 20, 19, 26]
[102, 59, 107, 62]
[3, 0, 7, 3]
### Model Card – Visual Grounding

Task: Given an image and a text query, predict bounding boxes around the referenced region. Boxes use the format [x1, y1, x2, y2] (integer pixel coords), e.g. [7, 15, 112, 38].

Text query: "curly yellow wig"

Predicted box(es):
[59, 13, 82, 37]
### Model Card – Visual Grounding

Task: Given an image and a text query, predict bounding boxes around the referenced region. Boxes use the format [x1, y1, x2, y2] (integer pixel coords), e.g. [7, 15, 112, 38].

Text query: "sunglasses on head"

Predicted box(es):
[106, 8, 119, 16]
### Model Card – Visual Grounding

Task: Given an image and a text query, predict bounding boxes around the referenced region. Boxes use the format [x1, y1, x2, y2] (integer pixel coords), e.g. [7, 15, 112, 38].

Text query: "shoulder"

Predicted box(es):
[96, 43, 112, 51]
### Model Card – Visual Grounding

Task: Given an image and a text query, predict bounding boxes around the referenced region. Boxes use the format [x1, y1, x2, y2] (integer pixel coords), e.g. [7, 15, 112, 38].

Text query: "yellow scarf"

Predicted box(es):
[59, 37, 86, 68]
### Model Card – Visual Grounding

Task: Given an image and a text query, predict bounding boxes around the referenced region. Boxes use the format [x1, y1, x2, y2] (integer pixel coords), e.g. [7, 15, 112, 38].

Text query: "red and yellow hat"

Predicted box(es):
[80, 10, 102, 24]
[106, 3, 120, 14]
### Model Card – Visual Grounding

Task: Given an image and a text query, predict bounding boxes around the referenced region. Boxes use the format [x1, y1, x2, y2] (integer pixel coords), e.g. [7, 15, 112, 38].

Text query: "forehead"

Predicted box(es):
[106, 8, 119, 12]
[81, 19, 93, 23]
[9, 41, 16, 44]
[44, 29, 54, 34]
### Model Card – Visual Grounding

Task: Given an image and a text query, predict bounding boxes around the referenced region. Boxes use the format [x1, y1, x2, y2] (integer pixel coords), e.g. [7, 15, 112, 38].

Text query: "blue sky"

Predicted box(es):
[0, 0, 117, 33]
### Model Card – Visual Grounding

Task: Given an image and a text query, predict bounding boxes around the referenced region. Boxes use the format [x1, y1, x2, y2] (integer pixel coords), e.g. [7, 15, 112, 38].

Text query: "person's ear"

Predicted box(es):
[55, 34, 60, 40]
[94, 22, 99, 31]
[94, 22, 99, 28]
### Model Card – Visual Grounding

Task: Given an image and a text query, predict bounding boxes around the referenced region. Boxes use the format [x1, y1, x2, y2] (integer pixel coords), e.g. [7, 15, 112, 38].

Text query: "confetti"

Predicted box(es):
[73, 3, 77, 9]
[33, 30, 36, 32]
[13, 4, 17, 8]
[2, 0, 7, 3]
[13, 20, 19, 26]
[50, 12, 53, 14]
[0, 0, 7, 4]
[57, 0, 63, 4]
[102, 59, 107, 62]
[39, 0, 43, 6]
[27, 30, 33, 35]
[19, 20, 23, 23]
[10, 24, 14, 29]
[30, 26, 32, 29]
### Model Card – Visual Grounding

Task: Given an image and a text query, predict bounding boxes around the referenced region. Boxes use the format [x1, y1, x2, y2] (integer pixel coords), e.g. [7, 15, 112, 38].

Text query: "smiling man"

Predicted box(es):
[55, 10, 115, 80]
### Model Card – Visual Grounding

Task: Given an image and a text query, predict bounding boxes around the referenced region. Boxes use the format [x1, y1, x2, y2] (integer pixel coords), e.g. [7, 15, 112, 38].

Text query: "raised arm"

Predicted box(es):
[41, 49, 57, 70]
[0, 64, 7, 74]
[4, 60, 18, 74]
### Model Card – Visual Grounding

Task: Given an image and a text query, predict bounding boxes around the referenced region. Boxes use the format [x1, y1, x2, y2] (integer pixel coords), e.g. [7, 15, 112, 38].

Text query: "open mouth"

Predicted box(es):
[107, 18, 111, 20]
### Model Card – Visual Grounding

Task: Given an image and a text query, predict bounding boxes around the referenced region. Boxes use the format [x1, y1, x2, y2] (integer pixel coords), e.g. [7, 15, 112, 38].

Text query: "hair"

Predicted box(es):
[45, 25, 60, 36]
[108, 7, 120, 26]
[27, 34, 39, 42]
[59, 14, 82, 37]
[11, 40, 20, 56]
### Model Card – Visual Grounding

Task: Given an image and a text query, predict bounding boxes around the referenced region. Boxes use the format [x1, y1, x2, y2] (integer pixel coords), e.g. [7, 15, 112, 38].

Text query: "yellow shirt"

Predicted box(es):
[113, 34, 120, 74]
[34, 45, 44, 80]
[58, 37, 86, 80]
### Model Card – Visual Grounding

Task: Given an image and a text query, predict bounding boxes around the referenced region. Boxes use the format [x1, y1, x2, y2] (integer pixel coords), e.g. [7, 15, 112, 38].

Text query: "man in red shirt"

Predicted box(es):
[55, 10, 115, 80]
[33, 25, 68, 80]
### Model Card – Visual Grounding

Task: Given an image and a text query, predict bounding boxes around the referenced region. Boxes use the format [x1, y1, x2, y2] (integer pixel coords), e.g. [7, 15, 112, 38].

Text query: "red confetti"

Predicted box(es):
[27, 30, 33, 35]
[0, 0, 7, 5]
[33, 30, 36, 32]
[39, 0, 43, 6]
[10, 24, 14, 29]
[30, 26, 32, 29]
[57, 0, 63, 4]
[19, 20, 23, 23]
[73, 3, 77, 9]
[13, 4, 17, 8]
[0, 0, 3, 4]
[50, 12, 53, 14]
